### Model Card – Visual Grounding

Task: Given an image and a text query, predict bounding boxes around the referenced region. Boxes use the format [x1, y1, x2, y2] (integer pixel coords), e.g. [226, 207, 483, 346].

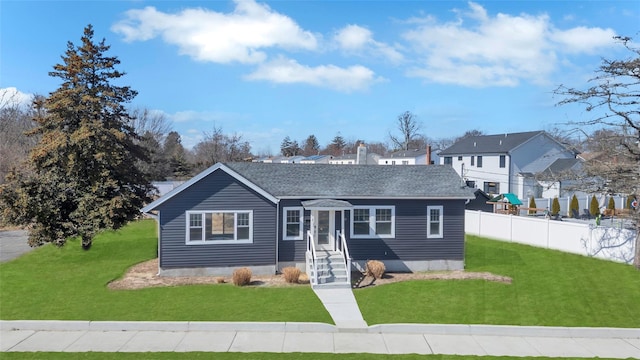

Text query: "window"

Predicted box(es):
[427, 206, 443, 238]
[484, 182, 499, 194]
[351, 206, 395, 238]
[401, 160, 409, 165]
[283, 207, 303, 240]
[499, 155, 506, 168]
[477, 156, 483, 168]
[186, 210, 253, 244]
[465, 180, 476, 188]
[471, 156, 475, 166]
[443, 157, 452, 165]
[457, 156, 463, 161]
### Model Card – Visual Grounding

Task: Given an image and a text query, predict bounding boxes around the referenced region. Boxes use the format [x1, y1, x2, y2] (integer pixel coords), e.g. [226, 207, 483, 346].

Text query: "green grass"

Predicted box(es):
[0, 354, 619, 360]
[2, 222, 639, 327]
[355, 235, 640, 327]
[0, 220, 332, 323]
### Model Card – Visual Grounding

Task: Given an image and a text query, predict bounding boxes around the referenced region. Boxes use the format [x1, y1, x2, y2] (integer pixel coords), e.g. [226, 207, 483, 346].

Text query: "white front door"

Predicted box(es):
[313, 210, 334, 250]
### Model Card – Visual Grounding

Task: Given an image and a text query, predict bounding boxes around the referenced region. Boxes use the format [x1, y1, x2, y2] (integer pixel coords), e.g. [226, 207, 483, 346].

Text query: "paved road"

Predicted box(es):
[0, 230, 32, 262]
[2, 321, 639, 357]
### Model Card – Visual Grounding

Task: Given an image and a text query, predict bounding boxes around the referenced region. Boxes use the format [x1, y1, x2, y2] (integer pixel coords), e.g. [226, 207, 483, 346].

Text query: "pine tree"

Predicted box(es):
[0, 25, 153, 249]
[607, 197, 616, 211]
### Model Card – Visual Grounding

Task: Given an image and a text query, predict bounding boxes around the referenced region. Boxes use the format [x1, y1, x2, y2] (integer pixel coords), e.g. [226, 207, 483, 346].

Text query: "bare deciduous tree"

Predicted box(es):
[389, 111, 422, 151]
[554, 35, 640, 269]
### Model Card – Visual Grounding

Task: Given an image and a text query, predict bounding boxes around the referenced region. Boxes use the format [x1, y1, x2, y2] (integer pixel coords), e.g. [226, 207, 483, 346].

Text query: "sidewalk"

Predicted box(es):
[2, 320, 639, 357]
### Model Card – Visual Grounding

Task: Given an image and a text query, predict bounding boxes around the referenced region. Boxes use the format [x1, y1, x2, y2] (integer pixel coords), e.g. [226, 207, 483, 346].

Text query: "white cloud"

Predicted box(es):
[334, 24, 404, 63]
[112, 0, 318, 64]
[402, 2, 617, 87]
[0, 87, 33, 109]
[244, 56, 381, 92]
[551, 26, 616, 54]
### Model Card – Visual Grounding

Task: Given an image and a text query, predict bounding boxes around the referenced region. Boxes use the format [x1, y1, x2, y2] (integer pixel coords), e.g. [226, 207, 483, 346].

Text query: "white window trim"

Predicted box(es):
[282, 206, 304, 241]
[186, 210, 253, 245]
[427, 205, 443, 239]
[350, 206, 395, 239]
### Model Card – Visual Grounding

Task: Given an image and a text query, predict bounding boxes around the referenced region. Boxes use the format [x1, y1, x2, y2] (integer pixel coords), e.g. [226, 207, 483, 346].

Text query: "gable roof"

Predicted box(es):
[439, 131, 544, 155]
[142, 162, 474, 212]
[538, 158, 582, 179]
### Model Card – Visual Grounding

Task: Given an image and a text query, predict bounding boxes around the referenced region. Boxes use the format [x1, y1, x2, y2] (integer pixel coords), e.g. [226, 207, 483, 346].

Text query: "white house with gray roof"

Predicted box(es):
[141, 162, 473, 288]
[439, 131, 576, 199]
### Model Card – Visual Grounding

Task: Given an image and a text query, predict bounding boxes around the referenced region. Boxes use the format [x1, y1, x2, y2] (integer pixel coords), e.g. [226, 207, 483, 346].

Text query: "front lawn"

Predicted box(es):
[0, 220, 332, 323]
[355, 235, 640, 327]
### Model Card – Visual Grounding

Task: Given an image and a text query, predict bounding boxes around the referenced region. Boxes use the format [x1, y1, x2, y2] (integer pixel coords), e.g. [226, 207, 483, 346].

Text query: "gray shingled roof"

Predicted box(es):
[439, 131, 544, 155]
[225, 162, 473, 199]
[384, 148, 429, 158]
[538, 158, 582, 178]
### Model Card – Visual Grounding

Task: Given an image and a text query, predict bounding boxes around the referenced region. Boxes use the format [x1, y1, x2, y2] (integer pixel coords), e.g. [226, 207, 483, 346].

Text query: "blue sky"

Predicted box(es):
[1, 0, 638, 155]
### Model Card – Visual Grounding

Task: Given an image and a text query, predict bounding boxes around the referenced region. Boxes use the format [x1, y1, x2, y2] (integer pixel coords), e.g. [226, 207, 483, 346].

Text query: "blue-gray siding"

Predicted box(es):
[156, 170, 277, 269]
[277, 198, 465, 263]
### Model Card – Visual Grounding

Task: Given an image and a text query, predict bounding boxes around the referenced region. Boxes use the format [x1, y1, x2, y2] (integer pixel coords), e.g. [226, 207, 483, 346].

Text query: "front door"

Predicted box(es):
[314, 210, 334, 250]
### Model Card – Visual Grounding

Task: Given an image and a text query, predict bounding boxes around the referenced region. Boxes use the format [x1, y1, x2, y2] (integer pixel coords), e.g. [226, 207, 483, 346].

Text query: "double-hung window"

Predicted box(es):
[351, 206, 395, 238]
[186, 210, 253, 244]
[283, 207, 304, 240]
[426, 206, 443, 238]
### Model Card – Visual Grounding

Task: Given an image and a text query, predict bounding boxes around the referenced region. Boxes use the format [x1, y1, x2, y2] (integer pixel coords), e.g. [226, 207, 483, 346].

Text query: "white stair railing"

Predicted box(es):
[336, 230, 352, 285]
[306, 230, 318, 286]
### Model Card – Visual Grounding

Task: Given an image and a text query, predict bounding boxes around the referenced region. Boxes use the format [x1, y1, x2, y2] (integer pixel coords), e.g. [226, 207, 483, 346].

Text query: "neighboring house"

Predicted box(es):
[278, 156, 306, 164]
[140, 163, 474, 285]
[378, 147, 437, 165]
[300, 155, 332, 164]
[329, 145, 381, 165]
[439, 131, 576, 199]
[465, 189, 493, 212]
[536, 158, 586, 199]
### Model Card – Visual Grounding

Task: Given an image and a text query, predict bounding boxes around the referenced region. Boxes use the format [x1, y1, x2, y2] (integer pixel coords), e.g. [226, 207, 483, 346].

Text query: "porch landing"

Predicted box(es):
[312, 287, 368, 329]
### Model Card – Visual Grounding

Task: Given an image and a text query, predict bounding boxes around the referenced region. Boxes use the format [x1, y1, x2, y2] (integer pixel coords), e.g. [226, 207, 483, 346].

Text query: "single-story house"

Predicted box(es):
[141, 162, 474, 285]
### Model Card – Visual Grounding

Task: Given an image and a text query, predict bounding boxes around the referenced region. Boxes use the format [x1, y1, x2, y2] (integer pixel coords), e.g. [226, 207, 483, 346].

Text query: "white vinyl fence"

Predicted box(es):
[465, 210, 637, 264]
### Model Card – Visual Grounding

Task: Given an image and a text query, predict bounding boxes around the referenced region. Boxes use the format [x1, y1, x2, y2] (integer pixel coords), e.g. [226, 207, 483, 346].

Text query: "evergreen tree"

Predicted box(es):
[551, 197, 561, 216]
[607, 197, 616, 211]
[302, 135, 320, 156]
[589, 196, 600, 217]
[163, 131, 190, 179]
[570, 195, 579, 218]
[0, 25, 153, 249]
[528, 197, 537, 215]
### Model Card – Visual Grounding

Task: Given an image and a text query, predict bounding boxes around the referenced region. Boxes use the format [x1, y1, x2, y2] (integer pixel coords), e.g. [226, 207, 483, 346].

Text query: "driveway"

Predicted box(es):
[0, 230, 32, 262]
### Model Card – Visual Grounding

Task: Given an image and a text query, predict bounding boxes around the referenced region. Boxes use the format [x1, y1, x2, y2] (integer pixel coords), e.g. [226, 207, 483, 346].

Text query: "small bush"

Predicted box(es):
[216, 277, 225, 284]
[232, 267, 252, 286]
[365, 260, 385, 279]
[607, 197, 615, 210]
[282, 267, 301, 284]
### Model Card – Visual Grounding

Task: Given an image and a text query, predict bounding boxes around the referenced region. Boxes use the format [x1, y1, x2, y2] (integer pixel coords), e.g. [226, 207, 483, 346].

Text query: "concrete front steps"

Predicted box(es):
[307, 250, 350, 288]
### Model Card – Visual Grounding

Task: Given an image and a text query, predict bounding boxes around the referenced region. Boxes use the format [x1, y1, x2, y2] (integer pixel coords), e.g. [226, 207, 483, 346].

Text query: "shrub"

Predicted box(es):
[232, 267, 252, 286]
[365, 260, 385, 279]
[551, 197, 561, 216]
[282, 267, 301, 284]
[570, 195, 579, 217]
[589, 196, 600, 217]
[626, 196, 634, 209]
[528, 197, 537, 215]
[607, 197, 615, 210]
[216, 277, 225, 284]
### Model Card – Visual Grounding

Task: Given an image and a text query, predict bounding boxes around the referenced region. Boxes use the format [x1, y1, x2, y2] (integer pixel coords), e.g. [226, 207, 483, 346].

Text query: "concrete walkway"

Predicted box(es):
[312, 287, 368, 329]
[0, 230, 31, 263]
[2, 321, 639, 357]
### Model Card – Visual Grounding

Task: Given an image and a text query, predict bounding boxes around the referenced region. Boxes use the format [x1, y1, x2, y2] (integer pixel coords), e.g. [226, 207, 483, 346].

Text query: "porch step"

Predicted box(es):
[307, 251, 351, 287]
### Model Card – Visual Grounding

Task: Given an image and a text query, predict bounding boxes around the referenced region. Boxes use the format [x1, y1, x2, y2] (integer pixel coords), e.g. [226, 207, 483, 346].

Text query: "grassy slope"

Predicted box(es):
[355, 235, 640, 327]
[0, 220, 332, 323]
